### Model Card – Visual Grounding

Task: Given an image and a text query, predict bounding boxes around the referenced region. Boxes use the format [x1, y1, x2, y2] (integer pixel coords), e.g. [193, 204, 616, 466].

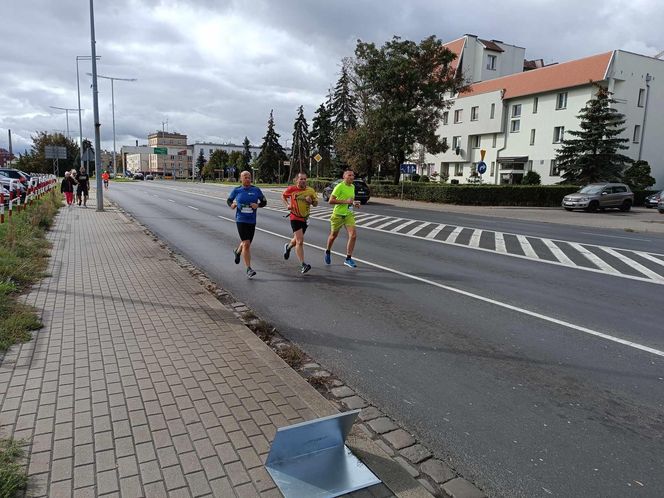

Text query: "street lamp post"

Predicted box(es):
[76, 55, 100, 172]
[49, 106, 81, 139]
[88, 73, 136, 176]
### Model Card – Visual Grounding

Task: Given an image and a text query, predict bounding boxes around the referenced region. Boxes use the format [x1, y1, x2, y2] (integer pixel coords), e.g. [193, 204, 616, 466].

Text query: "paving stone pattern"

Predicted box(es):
[0, 203, 396, 497]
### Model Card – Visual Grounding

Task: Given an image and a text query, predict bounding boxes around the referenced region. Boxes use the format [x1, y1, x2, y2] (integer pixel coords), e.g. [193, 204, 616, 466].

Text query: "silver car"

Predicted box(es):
[562, 183, 634, 212]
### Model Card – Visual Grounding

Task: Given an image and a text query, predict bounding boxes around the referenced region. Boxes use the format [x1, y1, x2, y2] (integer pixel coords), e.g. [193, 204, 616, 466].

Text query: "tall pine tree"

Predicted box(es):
[242, 136, 252, 168]
[290, 106, 310, 178]
[329, 65, 357, 134]
[557, 85, 632, 184]
[310, 103, 334, 177]
[195, 149, 206, 180]
[255, 110, 287, 183]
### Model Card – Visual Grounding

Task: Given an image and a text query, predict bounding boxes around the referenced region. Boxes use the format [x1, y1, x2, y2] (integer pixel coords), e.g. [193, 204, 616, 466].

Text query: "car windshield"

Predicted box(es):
[578, 185, 604, 194]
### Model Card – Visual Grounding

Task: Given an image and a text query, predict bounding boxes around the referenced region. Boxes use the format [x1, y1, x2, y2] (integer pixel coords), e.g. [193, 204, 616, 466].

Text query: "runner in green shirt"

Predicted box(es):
[324, 170, 360, 268]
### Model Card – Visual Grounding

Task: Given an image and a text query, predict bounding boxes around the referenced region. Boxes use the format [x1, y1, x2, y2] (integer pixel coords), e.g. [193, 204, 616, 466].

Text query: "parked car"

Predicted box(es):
[645, 190, 664, 208]
[133, 172, 144, 180]
[659, 196, 664, 214]
[0, 168, 29, 188]
[562, 183, 633, 212]
[322, 178, 371, 204]
[145, 174, 154, 181]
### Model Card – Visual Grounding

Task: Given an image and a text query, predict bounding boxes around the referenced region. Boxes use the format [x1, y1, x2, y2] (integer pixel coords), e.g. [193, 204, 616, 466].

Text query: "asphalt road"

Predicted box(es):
[107, 181, 664, 498]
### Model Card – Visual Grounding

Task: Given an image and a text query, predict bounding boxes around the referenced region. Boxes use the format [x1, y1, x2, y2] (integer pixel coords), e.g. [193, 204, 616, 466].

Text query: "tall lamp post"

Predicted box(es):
[88, 73, 136, 176]
[76, 55, 100, 172]
[49, 106, 81, 139]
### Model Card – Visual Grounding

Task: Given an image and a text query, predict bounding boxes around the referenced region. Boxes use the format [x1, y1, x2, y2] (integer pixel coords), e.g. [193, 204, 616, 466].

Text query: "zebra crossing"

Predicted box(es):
[267, 204, 664, 285]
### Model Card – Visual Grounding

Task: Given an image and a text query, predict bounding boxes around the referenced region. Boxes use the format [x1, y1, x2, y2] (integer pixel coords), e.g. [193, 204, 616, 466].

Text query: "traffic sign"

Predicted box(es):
[477, 161, 487, 175]
[44, 146, 67, 159]
[400, 163, 416, 174]
[153, 147, 167, 155]
[314, 153, 322, 162]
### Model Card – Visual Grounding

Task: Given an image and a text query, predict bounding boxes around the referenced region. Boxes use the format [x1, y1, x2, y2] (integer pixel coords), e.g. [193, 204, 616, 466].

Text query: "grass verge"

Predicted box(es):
[0, 190, 60, 496]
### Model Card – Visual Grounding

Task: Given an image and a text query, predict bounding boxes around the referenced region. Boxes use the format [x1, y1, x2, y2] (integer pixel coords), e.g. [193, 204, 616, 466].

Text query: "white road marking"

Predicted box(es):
[361, 216, 391, 227]
[542, 239, 576, 266]
[494, 232, 507, 253]
[407, 222, 431, 236]
[601, 247, 664, 280]
[168, 199, 175, 203]
[375, 218, 405, 230]
[187, 205, 199, 211]
[425, 224, 445, 239]
[391, 220, 418, 233]
[355, 214, 382, 224]
[212, 212, 664, 359]
[468, 229, 482, 248]
[635, 251, 664, 267]
[580, 232, 651, 242]
[449, 226, 465, 243]
[517, 235, 538, 259]
[568, 242, 619, 273]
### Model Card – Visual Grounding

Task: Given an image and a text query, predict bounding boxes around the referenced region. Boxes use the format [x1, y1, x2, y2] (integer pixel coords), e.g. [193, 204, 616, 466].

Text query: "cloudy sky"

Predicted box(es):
[1, 0, 662, 155]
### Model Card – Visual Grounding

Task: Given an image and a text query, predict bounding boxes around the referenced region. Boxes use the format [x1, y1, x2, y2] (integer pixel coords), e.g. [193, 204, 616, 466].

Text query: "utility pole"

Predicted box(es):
[89, 0, 104, 211]
[77, 55, 100, 172]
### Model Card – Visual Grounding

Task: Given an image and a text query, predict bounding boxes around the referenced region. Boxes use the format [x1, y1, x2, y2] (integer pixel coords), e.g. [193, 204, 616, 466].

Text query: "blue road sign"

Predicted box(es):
[477, 161, 487, 175]
[400, 163, 416, 174]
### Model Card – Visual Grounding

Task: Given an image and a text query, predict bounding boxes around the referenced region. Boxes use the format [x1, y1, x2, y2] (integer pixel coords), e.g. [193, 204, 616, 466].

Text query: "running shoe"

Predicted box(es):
[233, 248, 241, 265]
[283, 242, 291, 260]
[246, 267, 257, 278]
[324, 252, 331, 265]
[300, 263, 312, 274]
[343, 258, 357, 268]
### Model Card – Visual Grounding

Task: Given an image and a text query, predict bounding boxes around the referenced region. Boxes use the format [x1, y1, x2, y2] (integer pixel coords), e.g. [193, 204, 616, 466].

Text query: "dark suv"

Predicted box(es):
[562, 183, 634, 212]
[322, 179, 371, 204]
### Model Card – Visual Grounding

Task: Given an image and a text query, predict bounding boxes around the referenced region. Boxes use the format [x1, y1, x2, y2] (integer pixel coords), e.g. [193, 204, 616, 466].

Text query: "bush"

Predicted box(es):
[420, 175, 430, 182]
[521, 171, 541, 185]
[411, 173, 421, 182]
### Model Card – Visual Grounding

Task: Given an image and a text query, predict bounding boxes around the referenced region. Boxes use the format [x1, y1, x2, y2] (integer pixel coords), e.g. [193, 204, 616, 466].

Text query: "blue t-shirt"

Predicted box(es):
[227, 185, 266, 224]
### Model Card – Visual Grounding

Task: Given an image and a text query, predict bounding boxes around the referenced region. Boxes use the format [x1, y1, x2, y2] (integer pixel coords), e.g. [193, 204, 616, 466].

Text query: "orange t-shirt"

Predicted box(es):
[101, 173, 109, 181]
[282, 186, 318, 221]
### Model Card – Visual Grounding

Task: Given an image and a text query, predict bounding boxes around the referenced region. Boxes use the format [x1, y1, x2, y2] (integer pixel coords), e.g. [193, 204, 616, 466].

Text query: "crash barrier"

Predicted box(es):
[0, 175, 57, 224]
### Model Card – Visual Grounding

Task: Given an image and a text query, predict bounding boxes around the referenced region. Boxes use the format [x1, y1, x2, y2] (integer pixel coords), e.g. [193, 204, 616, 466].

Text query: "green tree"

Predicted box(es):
[329, 64, 358, 134]
[228, 151, 245, 175]
[242, 137, 252, 168]
[557, 85, 632, 184]
[521, 170, 541, 185]
[204, 149, 228, 179]
[353, 36, 466, 183]
[255, 110, 287, 183]
[310, 103, 334, 177]
[290, 105, 310, 178]
[14, 131, 80, 175]
[622, 160, 656, 190]
[195, 149, 206, 179]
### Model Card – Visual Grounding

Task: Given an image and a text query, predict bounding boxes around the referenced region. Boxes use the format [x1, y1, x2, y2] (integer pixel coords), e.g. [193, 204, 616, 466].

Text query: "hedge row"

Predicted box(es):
[307, 180, 657, 207]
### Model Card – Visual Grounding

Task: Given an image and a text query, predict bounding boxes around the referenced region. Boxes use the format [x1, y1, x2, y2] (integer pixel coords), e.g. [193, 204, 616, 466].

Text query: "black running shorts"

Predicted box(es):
[290, 219, 308, 234]
[236, 222, 256, 242]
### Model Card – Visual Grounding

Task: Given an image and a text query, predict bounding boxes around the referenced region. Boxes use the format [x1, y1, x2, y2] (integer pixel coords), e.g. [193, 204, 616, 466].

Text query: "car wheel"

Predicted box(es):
[619, 199, 632, 212]
[585, 201, 599, 212]
[322, 192, 329, 201]
[658, 208, 664, 214]
[360, 199, 368, 205]
[564, 207, 573, 211]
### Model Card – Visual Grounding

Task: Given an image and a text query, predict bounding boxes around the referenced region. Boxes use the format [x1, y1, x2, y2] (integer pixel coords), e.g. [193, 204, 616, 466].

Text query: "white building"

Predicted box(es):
[425, 50, 664, 188]
[120, 145, 152, 174]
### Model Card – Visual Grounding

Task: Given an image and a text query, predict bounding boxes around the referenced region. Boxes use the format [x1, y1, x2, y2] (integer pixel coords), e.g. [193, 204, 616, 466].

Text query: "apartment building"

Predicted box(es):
[147, 131, 193, 178]
[120, 144, 152, 174]
[425, 50, 664, 188]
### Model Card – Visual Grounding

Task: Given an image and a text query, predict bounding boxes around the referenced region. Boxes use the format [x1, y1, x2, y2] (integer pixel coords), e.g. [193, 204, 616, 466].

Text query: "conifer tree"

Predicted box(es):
[255, 110, 287, 183]
[242, 137, 252, 168]
[195, 149, 206, 179]
[290, 106, 310, 178]
[329, 65, 357, 134]
[310, 103, 334, 177]
[557, 85, 633, 184]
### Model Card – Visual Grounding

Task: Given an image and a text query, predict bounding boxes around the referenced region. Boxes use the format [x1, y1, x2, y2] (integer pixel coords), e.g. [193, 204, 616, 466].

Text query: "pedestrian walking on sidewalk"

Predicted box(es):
[282, 172, 318, 274]
[227, 170, 267, 278]
[324, 169, 359, 268]
[76, 166, 90, 207]
[101, 171, 110, 190]
[60, 171, 75, 207]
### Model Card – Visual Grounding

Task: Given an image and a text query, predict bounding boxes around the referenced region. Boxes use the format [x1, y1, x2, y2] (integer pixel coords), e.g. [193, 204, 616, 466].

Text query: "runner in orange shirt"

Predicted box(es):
[282, 172, 318, 274]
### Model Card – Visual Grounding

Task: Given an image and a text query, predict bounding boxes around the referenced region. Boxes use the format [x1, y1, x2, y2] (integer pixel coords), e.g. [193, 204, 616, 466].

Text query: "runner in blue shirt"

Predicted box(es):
[227, 170, 267, 278]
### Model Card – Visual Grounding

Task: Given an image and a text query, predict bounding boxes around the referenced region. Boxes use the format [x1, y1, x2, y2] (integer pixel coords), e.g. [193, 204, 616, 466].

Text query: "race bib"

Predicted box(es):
[240, 205, 254, 214]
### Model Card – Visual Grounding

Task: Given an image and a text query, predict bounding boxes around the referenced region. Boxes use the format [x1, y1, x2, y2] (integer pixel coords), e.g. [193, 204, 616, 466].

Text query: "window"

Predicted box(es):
[553, 126, 565, 143]
[442, 137, 448, 147]
[454, 109, 463, 123]
[633, 125, 641, 143]
[638, 88, 645, 107]
[530, 129, 536, 145]
[510, 119, 520, 133]
[471, 106, 479, 121]
[490, 161, 495, 176]
[455, 164, 463, 176]
[487, 54, 497, 70]
[533, 97, 538, 114]
[512, 104, 521, 117]
[550, 159, 560, 176]
[442, 162, 450, 177]
[490, 103, 495, 119]
[613, 185, 627, 193]
[452, 136, 461, 150]
[492, 133, 497, 148]
[471, 135, 481, 148]
[556, 92, 568, 110]
[442, 111, 449, 125]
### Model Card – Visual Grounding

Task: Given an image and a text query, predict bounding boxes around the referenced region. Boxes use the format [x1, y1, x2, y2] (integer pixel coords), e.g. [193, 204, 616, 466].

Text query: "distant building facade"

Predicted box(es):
[147, 132, 192, 178]
[191, 142, 262, 177]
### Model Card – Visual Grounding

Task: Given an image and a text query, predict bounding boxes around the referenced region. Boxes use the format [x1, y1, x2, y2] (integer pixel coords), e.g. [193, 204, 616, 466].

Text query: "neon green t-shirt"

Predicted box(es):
[331, 181, 355, 216]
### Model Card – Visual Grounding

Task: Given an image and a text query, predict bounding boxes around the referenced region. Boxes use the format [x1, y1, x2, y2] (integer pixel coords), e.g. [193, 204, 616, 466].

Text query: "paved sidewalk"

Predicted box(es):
[0, 199, 429, 497]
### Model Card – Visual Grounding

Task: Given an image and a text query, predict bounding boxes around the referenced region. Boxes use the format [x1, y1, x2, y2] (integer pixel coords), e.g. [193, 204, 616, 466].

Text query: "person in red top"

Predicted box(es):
[282, 172, 318, 274]
[101, 171, 110, 190]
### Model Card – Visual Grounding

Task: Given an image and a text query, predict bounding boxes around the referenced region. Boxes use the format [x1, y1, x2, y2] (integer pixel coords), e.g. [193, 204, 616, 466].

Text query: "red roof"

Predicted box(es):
[463, 51, 614, 99]
[443, 37, 466, 76]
